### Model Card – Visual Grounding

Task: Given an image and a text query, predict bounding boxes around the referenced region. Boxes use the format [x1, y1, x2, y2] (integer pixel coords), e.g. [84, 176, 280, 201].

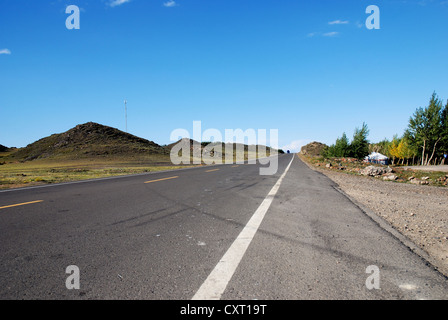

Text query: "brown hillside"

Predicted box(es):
[300, 141, 328, 157]
[9, 122, 168, 161]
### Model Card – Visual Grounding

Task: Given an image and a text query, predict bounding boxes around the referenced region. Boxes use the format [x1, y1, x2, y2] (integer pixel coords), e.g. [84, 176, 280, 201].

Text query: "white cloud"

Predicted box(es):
[163, 0, 177, 7]
[282, 140, 312, 153]
[0, 49, 11, 55]
[328, 20, 349, 25]
[108, 0, 130, 7]
[307, 31, 341, 38]
[323, 31, 339, 37]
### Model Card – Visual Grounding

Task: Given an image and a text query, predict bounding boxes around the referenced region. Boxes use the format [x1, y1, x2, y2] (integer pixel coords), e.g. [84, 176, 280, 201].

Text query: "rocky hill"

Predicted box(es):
[8, 122, 168, 162]
[300, 141, 328, 157]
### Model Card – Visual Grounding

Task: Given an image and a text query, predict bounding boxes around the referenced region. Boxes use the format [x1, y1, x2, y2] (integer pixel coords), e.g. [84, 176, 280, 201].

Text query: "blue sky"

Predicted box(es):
[1, 0, 447, 152]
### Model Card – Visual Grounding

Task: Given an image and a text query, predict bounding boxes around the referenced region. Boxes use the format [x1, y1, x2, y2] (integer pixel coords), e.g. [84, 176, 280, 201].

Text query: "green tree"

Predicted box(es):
[349, 122, 370, 159]
[441, 100, 448, 156]
[406, 92, 443, 165]
[334, 133, 350, 157]
[322, 132, 350, 158]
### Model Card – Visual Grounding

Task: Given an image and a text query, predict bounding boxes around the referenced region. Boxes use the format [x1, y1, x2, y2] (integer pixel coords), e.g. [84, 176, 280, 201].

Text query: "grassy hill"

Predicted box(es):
[0, 122, 182, 189]
[0, 122, 282, 189]
[6, 122, 168, 162]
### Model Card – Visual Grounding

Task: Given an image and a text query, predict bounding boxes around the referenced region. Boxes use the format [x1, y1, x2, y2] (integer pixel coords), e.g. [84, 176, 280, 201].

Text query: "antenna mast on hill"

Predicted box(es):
[124, 99, 127, 133]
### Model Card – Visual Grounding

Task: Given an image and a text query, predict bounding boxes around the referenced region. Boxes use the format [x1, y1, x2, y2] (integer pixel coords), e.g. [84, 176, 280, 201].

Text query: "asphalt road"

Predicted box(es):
[1, 154, 447, 300]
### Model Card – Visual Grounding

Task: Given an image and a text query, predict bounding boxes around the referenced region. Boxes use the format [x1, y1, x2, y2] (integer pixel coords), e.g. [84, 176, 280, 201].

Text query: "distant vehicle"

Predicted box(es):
[287, 150, 290, 154]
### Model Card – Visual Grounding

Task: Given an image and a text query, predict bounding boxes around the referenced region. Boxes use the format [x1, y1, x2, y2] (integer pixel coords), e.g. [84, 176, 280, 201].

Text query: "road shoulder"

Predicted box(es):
[300, 154, 448, 278]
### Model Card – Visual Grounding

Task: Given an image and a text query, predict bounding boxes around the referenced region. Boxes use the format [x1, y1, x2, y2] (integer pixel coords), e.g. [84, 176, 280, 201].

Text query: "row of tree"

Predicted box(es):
[324, 92, 448, 165]
[322, 122, 370, 159]
[372, 92, 448, 165]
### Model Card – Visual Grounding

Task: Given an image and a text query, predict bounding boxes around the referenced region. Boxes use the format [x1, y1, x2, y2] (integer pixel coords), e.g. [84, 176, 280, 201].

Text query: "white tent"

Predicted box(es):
[365, 152, 389, 165]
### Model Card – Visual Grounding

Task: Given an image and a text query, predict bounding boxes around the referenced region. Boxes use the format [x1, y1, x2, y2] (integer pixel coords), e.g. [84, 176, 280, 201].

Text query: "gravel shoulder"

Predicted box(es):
[405, 165, 448, 172]
[300, 155, 448, 278]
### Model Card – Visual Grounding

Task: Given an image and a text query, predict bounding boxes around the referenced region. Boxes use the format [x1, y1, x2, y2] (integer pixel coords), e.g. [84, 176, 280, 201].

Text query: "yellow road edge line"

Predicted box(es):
[144, 176, 179, 184]
[205, 169, 220, 172]
[0, 200, 44, 210]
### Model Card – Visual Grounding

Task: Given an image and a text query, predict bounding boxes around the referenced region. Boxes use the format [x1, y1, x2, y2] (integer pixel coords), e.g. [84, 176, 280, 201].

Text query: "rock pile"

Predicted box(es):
[360, 166, 398, 181]
[360, 166, 393, 176]
[437, 175, 448, 186]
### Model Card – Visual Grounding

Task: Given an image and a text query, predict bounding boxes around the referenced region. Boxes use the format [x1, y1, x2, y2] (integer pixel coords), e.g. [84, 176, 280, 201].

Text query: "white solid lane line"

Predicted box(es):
[192, 154, 295, 300]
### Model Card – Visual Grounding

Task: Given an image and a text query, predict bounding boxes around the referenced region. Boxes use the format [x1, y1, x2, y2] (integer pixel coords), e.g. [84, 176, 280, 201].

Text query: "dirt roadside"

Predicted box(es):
[299, 154, 448, 278]
[405, 165, 448, 172]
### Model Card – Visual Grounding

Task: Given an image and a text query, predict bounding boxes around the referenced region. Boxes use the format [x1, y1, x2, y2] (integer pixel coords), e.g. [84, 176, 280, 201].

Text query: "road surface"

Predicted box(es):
[1, 154, 447, 300]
